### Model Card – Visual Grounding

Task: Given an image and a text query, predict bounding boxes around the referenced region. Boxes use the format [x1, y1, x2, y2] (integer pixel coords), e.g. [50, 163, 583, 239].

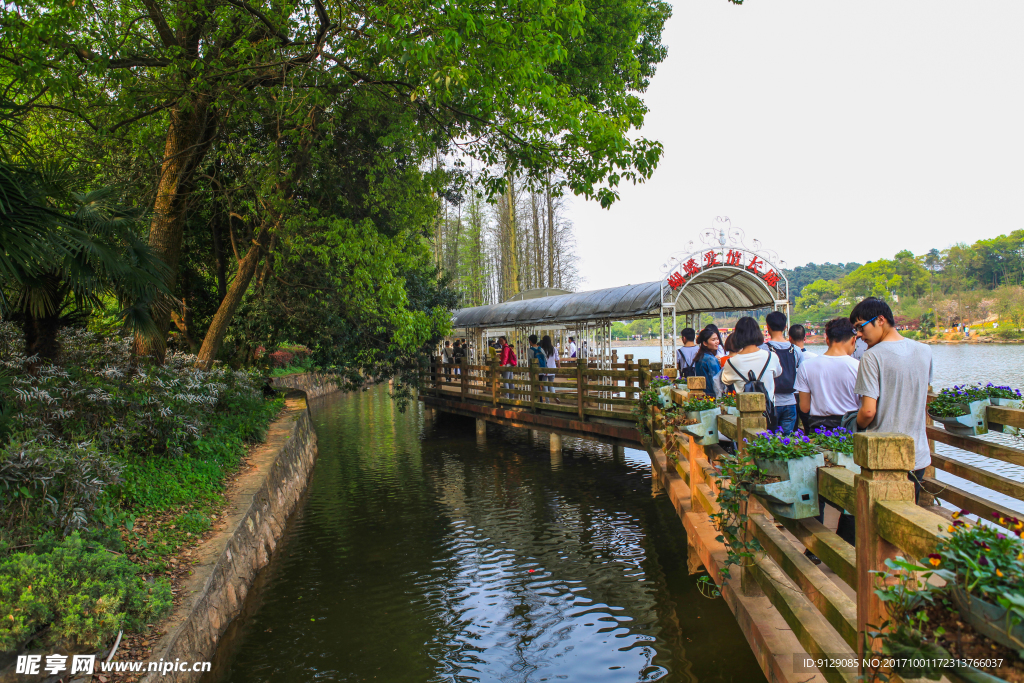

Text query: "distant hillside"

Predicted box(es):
[783, 262, 862, 301]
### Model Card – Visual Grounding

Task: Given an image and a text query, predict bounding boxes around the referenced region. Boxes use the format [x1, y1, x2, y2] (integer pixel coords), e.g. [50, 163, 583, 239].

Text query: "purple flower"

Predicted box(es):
[782, 438, 791, 446]
[979, 556, 990, 566]
[997, 533, 1007, 540]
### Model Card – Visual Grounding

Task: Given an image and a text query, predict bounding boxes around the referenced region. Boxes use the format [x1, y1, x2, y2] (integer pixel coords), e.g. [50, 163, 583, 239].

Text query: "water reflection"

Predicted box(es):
[205, 387, 764, 683]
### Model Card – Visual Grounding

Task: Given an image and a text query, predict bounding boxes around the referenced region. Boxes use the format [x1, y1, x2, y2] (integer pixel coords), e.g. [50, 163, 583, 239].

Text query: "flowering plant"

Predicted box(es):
[926, 510, 1024, 598]
[984, 383, 1022, 400]
[650, 375, 672, 390]
[810, 426, 854, 455]
[928, 384, 990, 418]
[718, 394, 737, 408]
[745, 428, 817, 462]
[681, 396, 716, 412]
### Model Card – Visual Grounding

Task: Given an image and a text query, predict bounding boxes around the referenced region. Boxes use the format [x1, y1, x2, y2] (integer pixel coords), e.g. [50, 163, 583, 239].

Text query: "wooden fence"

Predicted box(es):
[648, 373, 1024, 683]
[421, 354, 673, 422]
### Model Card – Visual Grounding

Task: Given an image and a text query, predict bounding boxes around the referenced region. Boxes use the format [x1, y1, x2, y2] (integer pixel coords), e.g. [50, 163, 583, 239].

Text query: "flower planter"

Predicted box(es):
[820, 449, 861, 475]
[930, 398, 990, 436]
[656, 384, 674, 408]
[987, 397, 1022, 436]
[720, 405, 740, 417]
[950, 586, 1024, 653]
[681, 408, 720, 446]
[747, 453, 826, 519]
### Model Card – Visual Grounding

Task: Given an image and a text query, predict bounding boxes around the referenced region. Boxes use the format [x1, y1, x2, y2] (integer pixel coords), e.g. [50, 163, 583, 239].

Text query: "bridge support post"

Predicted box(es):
[549, 432, 562, 454]
[737, 392, 767, 597]
[613, 445, 625, 461]
[476, 419, 486, 440]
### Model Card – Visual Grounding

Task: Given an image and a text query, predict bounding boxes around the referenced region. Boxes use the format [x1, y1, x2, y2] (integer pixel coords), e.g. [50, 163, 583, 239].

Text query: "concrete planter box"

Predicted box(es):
[950, 586, 1024, 655]
[820, 449, 861, 475]
[930, 398, 990, 436]
[748, 453, 825, 519]
[682, 408, 720, 446]
[720, 405, 740, 417]
[988, 397, 1022, 435]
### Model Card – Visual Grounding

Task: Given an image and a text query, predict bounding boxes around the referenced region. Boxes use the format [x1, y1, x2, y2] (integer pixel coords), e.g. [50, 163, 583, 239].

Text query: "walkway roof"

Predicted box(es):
[452, 268, 780, 329]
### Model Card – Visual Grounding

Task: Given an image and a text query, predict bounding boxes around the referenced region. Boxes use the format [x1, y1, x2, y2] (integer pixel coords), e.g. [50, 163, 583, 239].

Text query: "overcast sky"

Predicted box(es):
[569, 0, 1024, 291]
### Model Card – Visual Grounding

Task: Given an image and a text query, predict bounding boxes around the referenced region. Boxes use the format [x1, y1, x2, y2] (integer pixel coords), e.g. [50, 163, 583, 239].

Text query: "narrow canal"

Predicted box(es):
[204, 385, 766, 683]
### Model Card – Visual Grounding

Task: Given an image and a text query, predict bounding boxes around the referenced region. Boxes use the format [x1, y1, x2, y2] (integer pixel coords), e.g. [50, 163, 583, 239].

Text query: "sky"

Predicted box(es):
[569, 0, 1024, 291]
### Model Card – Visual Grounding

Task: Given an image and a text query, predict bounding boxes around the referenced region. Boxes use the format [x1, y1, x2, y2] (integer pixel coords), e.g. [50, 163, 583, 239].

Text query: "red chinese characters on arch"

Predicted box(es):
[665, 248, 785, 292]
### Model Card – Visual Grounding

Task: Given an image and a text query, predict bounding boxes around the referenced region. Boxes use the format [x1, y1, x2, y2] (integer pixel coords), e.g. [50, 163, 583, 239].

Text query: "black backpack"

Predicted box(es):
[769, 343, 798, 395]
[727, 355, 778, 431]
[677, 348, 697, 378]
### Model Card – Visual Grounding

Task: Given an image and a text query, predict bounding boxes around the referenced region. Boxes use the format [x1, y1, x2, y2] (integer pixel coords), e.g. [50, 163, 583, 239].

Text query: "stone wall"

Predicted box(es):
[141, 395, 319, 683]
[269, 371, 340, 399]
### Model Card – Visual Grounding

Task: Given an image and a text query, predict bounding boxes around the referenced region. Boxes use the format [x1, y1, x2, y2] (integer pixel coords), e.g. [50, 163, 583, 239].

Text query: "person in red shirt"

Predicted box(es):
[498, 336, 517, 397]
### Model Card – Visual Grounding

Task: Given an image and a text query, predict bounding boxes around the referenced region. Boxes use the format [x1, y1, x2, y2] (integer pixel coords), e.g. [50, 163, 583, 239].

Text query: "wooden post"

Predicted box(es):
[530, 358, 539, 412]
[624, 354, 634, 401]
[461, 357, 468, 401]
[853, 432, 916, 662]
[735, 391, 767, 597]
[434, 355, 442, 394]
[577, 357, 587, 421]
[686, 375, 705, 398]
[490, 358, 499, 407]
[736, 392, 767, 457]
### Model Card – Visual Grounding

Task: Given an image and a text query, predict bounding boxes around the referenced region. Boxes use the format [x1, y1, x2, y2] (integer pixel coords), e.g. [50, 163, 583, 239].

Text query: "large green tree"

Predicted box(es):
[2, 0, 671, 362]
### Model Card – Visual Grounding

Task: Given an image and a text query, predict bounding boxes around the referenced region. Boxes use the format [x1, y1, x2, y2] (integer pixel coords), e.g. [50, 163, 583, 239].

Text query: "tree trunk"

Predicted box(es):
[506, 174, 519, 296]
[134, 96, 218, 362]
[546, 186, 555, 289]
[195, 241, 262, 369]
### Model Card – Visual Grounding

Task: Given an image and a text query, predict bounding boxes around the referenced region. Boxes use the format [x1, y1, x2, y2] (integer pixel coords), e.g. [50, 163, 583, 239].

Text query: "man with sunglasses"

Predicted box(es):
[850, 297, 934, 502]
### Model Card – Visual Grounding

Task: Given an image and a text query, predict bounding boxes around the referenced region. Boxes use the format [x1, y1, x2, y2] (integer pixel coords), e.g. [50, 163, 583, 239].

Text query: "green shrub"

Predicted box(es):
[0, 533, 171, 651]
[902, 330, 919, 340]
[175, 510, 213, 535]
[995, 327, 1023, 340]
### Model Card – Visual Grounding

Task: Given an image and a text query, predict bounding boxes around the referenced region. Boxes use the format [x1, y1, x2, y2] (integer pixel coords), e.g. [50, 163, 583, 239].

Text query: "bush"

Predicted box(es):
[902, 330, 919, 340]
[995, 327, 1023, 340]
[0, 441, 123, 535]
[0, 533, 171, 651]
[268, 350, 294, 368]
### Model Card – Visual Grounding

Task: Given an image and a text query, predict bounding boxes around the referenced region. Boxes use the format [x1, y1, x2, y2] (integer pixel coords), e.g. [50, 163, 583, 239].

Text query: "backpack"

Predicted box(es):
[727, 355, 778, 431]
[505, 345, 518, 367]
[677, 347, 697, 378]
[530, 346, 547, 369]
[769, 343, 798, 395]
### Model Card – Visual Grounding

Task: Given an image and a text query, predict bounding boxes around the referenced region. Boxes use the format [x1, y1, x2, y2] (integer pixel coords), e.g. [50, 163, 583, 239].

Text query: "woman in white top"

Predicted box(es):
[720, 316, 782, 403]
[540, 336, 559, 397]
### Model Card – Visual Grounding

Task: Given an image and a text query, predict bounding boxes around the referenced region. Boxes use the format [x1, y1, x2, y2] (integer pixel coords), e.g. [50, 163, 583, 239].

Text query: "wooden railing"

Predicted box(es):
[650, 377, 1024, 682]
[420, 354, 672, 422]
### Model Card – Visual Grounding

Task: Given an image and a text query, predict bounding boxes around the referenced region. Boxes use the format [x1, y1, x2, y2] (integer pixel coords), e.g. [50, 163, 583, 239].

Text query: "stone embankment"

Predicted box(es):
[269, 371, 340, 398]
[142, 374, 337, 683]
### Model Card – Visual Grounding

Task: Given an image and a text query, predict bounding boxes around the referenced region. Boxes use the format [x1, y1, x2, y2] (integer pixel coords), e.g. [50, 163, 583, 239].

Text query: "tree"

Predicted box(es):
[0, 161, 168, 360]
[3, 0, 671, 361]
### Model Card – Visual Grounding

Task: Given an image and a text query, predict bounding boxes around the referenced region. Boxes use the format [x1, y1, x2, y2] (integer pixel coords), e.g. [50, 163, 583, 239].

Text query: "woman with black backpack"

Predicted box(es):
[720, 317, 783, 429]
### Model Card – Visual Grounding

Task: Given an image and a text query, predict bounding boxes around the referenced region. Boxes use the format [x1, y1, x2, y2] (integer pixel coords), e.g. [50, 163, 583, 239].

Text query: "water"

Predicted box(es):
[205, 387, 765, 683]
[614, 343, 1024, 515]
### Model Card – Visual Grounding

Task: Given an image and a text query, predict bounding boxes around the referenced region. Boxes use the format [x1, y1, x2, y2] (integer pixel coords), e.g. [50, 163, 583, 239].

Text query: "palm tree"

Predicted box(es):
[0, 160, 170, 360]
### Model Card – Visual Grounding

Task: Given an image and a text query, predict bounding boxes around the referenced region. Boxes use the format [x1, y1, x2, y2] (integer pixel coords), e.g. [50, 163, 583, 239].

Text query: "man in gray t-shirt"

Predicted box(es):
[852, 299, 934, 494]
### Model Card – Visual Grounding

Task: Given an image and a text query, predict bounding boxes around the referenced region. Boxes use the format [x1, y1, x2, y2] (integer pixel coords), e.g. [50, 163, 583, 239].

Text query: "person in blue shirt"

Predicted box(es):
[693, 329, 722, 398]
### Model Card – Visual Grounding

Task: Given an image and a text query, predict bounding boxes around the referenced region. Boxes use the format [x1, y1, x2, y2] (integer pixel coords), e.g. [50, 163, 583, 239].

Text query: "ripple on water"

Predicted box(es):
[204, 387, 765, 683]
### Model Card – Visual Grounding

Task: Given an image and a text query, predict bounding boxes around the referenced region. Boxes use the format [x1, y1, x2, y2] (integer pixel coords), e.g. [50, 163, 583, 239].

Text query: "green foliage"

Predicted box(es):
[0, 533, 172, 651]
[784, 262, 860, 301]
[929, 511, 1024, 598]
[718, 394, 737, 408]
[744, 429, 817, 462]
[708, 453, 763, 575]
[927, 385, 989, 418]
[0, 323, 279, 651]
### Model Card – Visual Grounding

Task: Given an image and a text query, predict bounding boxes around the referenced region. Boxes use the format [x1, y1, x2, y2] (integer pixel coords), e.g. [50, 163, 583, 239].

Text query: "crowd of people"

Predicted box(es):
[676, 297, 934, 559]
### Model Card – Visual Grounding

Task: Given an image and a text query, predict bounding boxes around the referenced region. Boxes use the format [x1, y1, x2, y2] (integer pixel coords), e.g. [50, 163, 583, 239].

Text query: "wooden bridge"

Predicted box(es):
[420, 359, 1024, 683]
